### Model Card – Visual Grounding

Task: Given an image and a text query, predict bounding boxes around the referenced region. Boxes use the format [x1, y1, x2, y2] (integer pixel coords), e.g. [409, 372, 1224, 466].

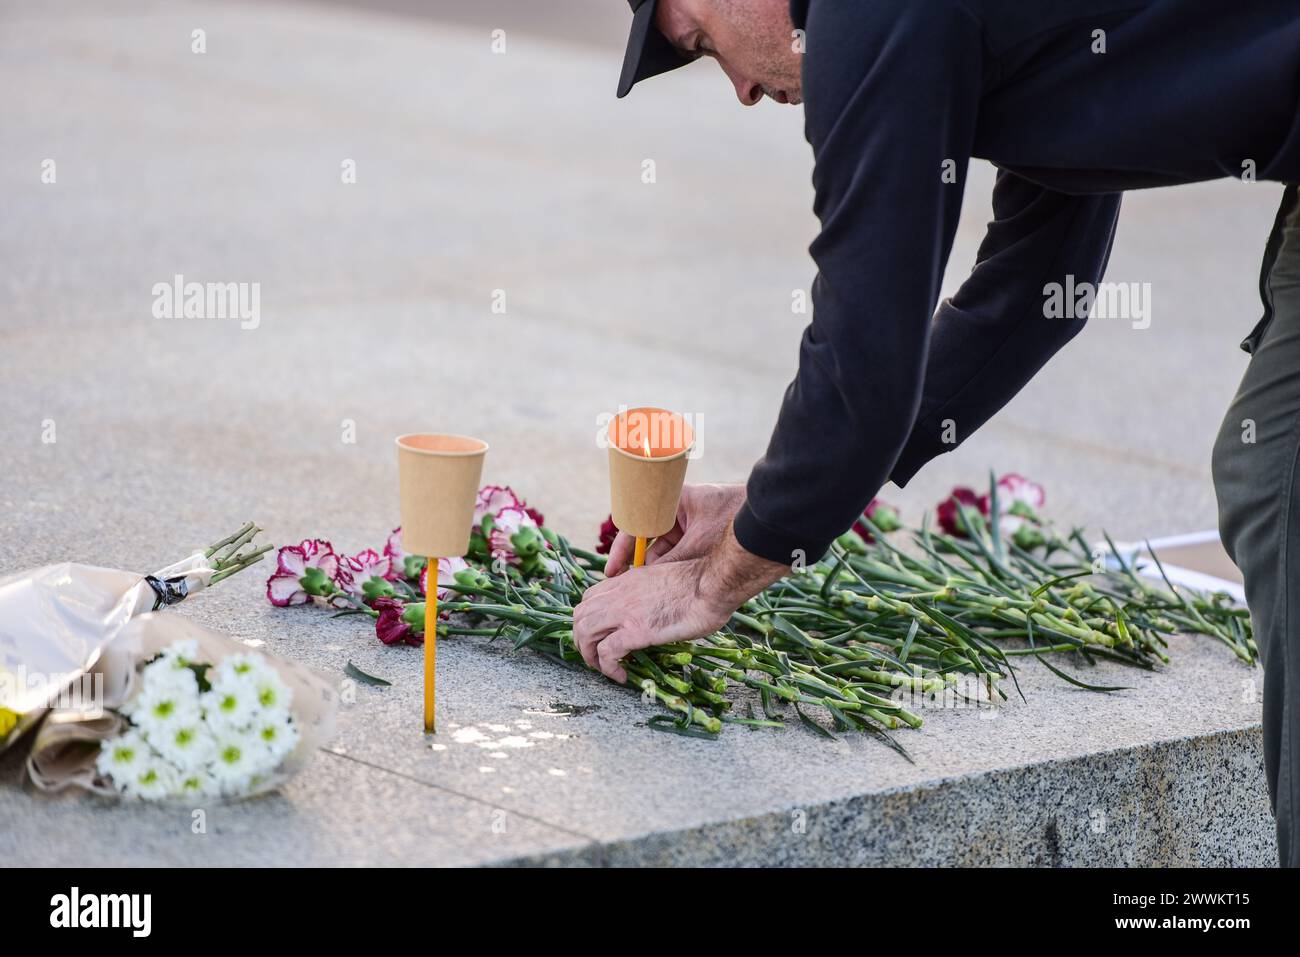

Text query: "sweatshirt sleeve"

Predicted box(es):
[889, 171, 1122, 484]
[733, 0, 983, 564]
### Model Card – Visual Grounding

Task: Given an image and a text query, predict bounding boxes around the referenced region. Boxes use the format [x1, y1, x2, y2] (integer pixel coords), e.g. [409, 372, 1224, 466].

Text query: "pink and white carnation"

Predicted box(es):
[339, 548, 392, 599]
[980, 473, 1047, 538]
[418, 556, 471, 602]
[383, 527, 408, 580]
[474, 485, 525, 526]
[383, 527, 430, 582]
[266, 540, 343, 607]
[488, 506, 538, 566]
[474, 485, 545, 528]
[986, 473, 1046, 513]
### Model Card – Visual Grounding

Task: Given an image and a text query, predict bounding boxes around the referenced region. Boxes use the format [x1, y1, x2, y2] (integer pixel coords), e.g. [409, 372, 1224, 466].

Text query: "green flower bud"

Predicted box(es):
[1008, 500, 1040, 522]
[511, 525, 543, 558]
[835, 531, 867, 555]
[454, 567, 490, 590]
[300, 566, 335, 597]
[1012, 523, 1047, 550]
[870, 503, 903, 532]
[362, 577, 395, 601]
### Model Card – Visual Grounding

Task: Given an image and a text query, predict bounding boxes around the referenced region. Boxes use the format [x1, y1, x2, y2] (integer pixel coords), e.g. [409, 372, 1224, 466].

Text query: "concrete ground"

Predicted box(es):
[0, 0, 1280, 865]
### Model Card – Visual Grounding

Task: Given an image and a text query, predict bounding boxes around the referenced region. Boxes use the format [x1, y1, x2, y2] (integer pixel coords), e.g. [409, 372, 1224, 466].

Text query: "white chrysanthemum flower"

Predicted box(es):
[131, 683, 202, 740]
[251, 669, 292, 714]
[142, 660, 201, 697]
[211, 652, 263, 685]
[96, 730, 149, 791]
[217, 654, 291, 711]
[201, 682, 258, 731]
[125, 754, 181, 801]
[141, 645, 204, 695]
[151, 720, 217, 772]
[209, 732, 272, 795]
[176, 772, 217, 799]
[212, 653, 247, 681]
[160, 638, 201, 667]
[251, 709, 299, 762]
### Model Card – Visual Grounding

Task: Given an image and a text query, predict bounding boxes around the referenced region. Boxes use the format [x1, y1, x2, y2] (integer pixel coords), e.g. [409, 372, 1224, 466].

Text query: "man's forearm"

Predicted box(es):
[890, 174, 1123, 488]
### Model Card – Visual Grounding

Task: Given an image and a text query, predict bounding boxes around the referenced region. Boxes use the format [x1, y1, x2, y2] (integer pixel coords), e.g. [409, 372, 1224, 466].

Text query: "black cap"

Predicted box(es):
[618, 0, 692, 98]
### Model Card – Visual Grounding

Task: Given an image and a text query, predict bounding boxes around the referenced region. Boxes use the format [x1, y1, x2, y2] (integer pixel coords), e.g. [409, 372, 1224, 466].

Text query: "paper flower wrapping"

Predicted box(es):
[27, 613, 336, 802]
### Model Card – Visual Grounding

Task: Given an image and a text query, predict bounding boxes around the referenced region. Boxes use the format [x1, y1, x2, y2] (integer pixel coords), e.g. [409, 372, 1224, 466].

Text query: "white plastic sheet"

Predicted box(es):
[0, 553, 215, 717]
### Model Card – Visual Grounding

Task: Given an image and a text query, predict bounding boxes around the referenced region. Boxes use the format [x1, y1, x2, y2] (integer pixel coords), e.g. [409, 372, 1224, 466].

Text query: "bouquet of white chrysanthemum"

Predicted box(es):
[26, 612, 337, 801]
[95, 640, 300, 800]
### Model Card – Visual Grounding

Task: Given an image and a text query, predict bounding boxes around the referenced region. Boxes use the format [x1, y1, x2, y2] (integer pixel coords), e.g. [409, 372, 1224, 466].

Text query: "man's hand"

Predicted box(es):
[573, 517, 789, 683]
[605, 483, 746, 576]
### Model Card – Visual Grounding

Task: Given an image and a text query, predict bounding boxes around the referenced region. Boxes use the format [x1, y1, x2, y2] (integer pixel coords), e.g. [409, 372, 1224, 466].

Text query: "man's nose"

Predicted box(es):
[720, 63, 762, 106]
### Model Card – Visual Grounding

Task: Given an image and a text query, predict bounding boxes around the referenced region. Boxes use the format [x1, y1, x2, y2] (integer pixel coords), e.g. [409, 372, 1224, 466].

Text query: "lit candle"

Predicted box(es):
[633, 434, 652, 567]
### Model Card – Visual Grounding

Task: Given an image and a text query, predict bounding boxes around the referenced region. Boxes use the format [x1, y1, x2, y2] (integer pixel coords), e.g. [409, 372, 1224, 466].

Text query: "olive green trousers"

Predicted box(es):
[1213, 183, 1300, 867]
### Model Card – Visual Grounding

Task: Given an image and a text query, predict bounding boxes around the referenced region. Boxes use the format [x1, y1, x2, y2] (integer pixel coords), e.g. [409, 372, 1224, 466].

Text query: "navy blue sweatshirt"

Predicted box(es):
[733, 0, 1300, 565]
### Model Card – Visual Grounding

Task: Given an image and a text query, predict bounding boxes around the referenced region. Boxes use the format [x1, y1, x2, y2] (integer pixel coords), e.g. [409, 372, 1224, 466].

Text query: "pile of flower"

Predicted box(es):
[932, 473, 1048, 548]
[96, 640, 298, 799]
[267, 485, 554, 647]
[266, 474, 1253, 744]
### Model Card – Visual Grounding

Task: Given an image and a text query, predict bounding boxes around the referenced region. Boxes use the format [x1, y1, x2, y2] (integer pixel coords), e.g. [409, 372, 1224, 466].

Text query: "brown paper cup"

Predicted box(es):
[396, 434, 488, 558]
[607, 408, 694, 539]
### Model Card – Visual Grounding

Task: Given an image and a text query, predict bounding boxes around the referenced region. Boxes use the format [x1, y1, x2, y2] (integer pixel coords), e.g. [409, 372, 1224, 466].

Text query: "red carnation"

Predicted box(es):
[937, 487, 987, 537]
[373, 597, 417, 646]
[596, 515, 619, 555]
[853, 499, 902, 542]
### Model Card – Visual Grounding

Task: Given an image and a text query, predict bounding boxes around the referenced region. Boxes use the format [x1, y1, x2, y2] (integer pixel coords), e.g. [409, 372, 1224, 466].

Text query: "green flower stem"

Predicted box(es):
[624, 665, 722, 733]
[1001, 642, 1087, 656]
[205, 522, 255, 558]
[632, 652, 693, 696]
[209, 543, 273, 581]
[424, 507, 1254, 742]
[213, 525, 261, 566]
[442, 601, 568, 625]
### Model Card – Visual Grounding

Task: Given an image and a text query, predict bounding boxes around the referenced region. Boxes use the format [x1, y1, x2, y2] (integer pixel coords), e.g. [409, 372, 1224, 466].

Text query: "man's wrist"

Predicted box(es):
[697, 521, 789, 612]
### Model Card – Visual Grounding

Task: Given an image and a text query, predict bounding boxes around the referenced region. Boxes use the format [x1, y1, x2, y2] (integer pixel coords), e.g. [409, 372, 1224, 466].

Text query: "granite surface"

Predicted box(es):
[0, 0, 1279, 866]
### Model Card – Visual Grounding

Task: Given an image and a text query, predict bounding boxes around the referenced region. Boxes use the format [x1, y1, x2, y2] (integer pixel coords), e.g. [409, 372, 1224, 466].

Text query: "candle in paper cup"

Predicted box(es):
[607, 407, 694, 540]
[395, 433, 487, 736]
[395, 434, 488, 558]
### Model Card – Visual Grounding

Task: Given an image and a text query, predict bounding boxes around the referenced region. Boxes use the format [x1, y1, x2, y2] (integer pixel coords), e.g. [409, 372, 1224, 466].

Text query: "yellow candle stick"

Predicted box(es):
[395, 432, 487, 737]
[425, 558, 437, 734]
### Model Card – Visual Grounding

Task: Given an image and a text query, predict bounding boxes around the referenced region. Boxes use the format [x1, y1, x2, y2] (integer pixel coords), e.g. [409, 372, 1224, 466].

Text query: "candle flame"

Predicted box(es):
[642, 435, 652, 458]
